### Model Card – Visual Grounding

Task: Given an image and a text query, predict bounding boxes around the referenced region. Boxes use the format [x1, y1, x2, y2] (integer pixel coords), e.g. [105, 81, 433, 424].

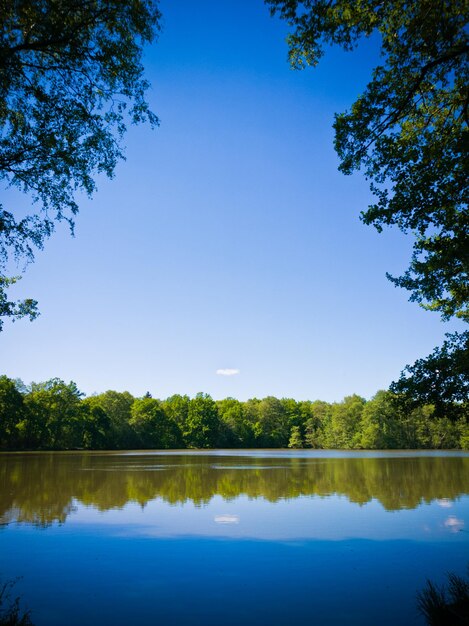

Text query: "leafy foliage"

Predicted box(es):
[130, 397, 182, 448]
[0, 0, 161, 326]
[0, 276, 38, 330]
[288, 425, 304, 448]
[0, 374, 24, 447]
[267, 0, 468, 322]
[0, 376, 466, 451]
[266, 0, 468, 413]
[22, 379, 84, 448]
[184, 393, 221, 448]
[391, 331, 469, 420]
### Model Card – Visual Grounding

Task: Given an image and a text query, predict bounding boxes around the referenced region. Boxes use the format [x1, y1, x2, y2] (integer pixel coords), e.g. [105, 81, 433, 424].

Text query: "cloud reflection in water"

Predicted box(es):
[444, 516, 464, 532]
[214, 514, 240, 524]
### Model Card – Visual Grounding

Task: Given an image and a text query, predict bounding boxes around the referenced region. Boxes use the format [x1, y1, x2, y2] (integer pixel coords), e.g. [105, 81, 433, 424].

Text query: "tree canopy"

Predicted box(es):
[390, 331, 469, 419]
[267, 0, 468, 407]
[0, 376, 467, 451]
[0, 0, 161, 328]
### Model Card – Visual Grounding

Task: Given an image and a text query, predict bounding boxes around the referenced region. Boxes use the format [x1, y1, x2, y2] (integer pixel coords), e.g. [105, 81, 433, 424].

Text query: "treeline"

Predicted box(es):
[0, 376, 467, 450]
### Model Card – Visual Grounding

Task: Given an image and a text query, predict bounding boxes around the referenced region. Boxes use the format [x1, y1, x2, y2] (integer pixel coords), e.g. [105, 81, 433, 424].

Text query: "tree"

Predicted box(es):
[130, 397, 182, 449]
[288, 425, 304, 448]
[22, 378, 84, 448]
[267, 0, 468, 404]
[217, 397, 255, 447]
[255, 396, 290, 447]
[81, 398, 111, 449]
[89, 390, 136, 448]
[162, 394, 190, 431]
[0, 375, 24, 448]
[358, 390, 402, 449]
[304, 400, 330, 448]
[0, 0, 161, 328]
[323, 394, 365, 448]
[184, 393, 221, 448]
[390, 332, 469, 419]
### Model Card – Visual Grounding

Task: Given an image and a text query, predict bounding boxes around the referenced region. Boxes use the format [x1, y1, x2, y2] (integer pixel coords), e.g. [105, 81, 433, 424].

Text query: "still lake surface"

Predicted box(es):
[1, 450, 468, 625]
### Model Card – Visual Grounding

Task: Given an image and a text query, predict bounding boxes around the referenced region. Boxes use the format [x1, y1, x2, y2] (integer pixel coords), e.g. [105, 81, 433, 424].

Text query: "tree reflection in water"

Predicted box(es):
[1, 452, 468, 527]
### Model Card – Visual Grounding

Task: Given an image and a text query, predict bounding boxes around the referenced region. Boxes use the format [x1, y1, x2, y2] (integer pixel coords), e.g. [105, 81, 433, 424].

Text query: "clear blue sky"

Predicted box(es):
[0, 0, 463, 401]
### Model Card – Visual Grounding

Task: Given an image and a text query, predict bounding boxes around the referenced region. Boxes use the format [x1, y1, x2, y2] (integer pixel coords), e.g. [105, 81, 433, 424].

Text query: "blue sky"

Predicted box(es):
[0, 0, 463, 401]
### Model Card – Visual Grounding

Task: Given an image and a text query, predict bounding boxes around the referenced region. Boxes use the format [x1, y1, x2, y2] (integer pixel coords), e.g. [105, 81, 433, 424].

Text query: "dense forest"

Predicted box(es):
[0, 376, 467, 451]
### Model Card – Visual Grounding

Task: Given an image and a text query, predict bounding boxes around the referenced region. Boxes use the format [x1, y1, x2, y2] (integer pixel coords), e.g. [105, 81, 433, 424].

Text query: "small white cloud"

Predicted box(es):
[216, 369, 240, 376]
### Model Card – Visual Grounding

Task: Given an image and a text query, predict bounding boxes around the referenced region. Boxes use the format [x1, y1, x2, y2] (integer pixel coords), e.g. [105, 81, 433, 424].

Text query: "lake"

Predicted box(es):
[1, 450, 468, 625]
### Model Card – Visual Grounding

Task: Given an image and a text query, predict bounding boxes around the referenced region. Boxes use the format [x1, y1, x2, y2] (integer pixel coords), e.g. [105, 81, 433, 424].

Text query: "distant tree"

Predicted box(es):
[130, 397, 182, 449]
[460, 423, 469, 450]
[304, 400, 330, 448]
[359, 390, 402, 449]
[217, 397, 255, 447]
[304, 418, 318, 448]
[22, 379, 84, 448]
[81, 399, 111, 449]
[0, 375, 24, 448]
[288, 425, 304, 448]
[0, 0, 161, 327]
[87, 390, 136, 448]
[162, 394, 190, 431]
[280, 398, 302, 428]
[184, 393, 220, 448]
[414, 412, 462, 450]
[324, 395, 365, 448]
[255, 396, 290, 447]
[1, 382, 466, 451]
[267, 0, 469, 405]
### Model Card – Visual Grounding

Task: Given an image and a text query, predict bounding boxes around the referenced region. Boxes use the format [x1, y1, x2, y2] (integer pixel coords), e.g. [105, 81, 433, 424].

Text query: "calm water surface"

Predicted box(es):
[1, 450, 468, 625]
